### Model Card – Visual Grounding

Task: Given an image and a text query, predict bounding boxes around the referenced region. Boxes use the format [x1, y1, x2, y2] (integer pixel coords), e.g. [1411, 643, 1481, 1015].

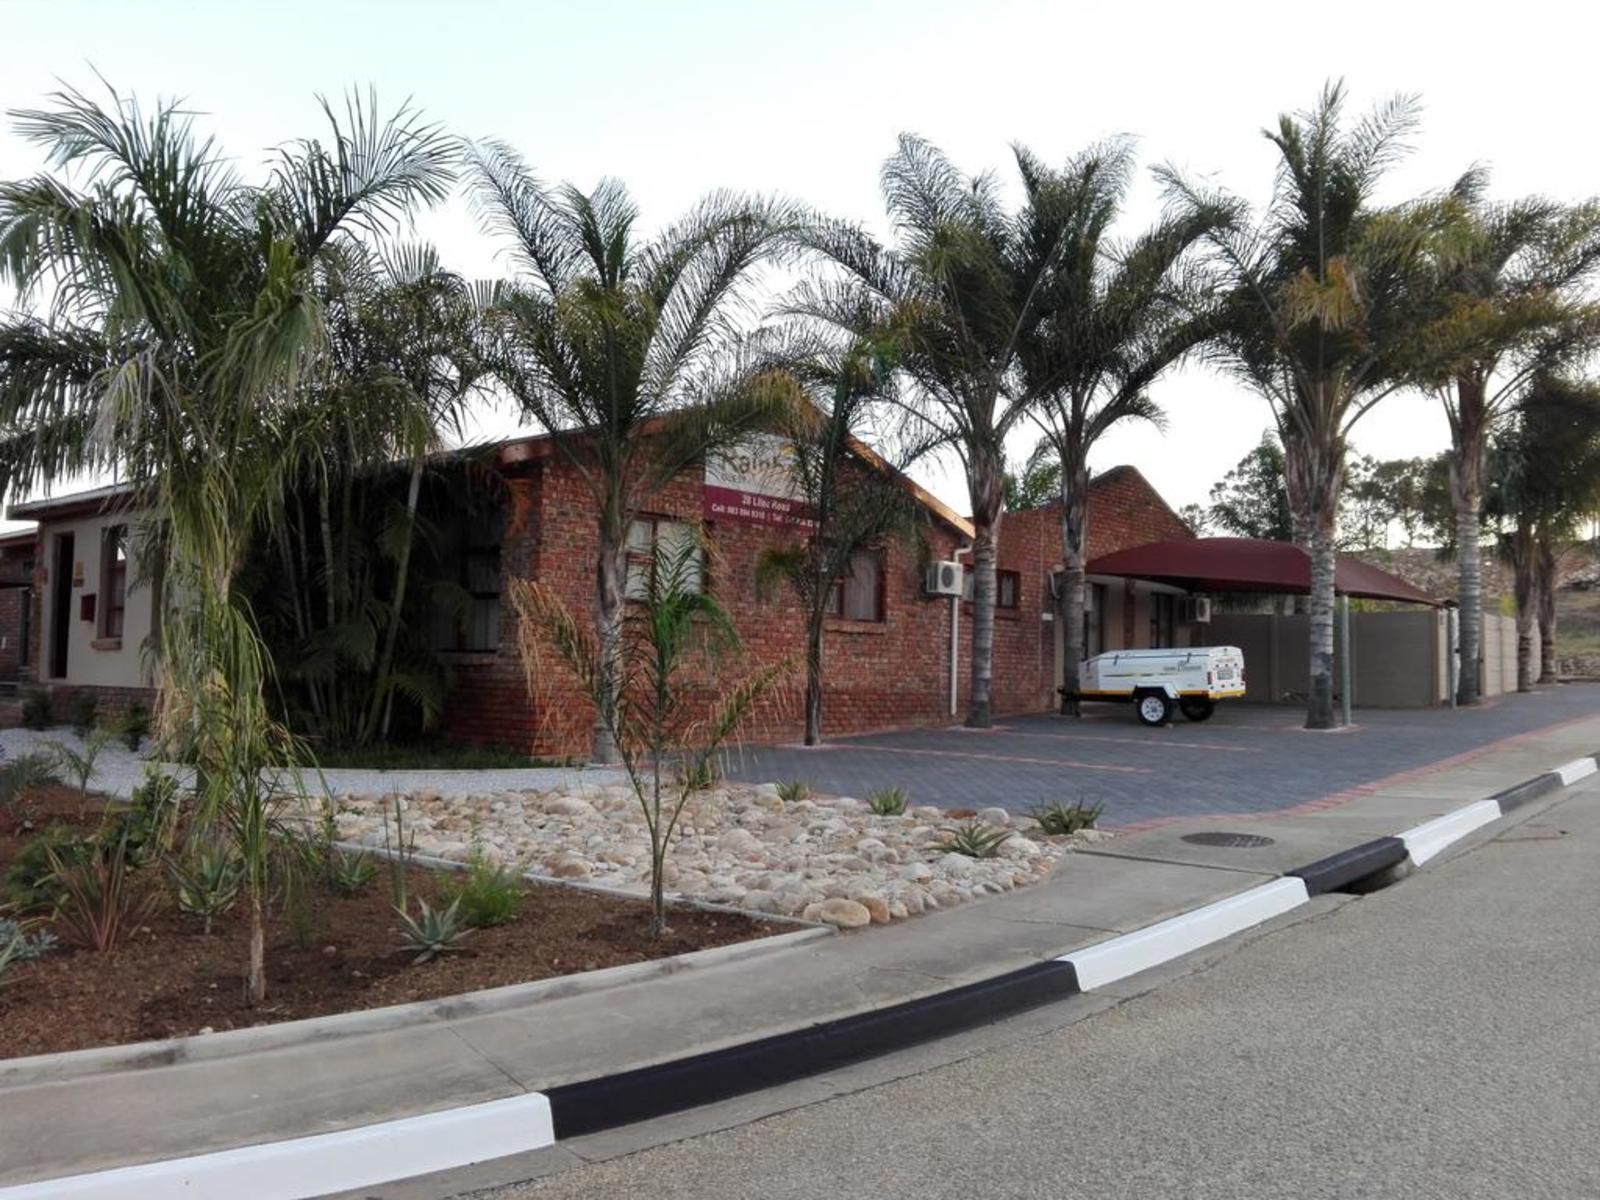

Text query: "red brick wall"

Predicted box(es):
[0, 588, 24, 681]
[443, 456, 1066, 760]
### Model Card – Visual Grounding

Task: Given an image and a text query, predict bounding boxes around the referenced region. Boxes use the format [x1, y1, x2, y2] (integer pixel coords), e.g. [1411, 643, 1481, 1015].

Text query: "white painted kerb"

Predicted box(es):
[1555, 757, 1598, 787]
[0, 1093, 554, 1200]
[1399, 800, 1503, 867]
[1059, 877, 1310, 992]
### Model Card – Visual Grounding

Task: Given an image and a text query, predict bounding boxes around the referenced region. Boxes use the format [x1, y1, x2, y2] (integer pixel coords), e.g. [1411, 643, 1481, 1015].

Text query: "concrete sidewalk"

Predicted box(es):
[4, 712, 1598, 1191]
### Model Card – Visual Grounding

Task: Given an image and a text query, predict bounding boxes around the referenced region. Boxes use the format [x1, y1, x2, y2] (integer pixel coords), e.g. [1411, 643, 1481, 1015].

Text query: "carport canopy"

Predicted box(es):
[1085, 537, 1440, 605]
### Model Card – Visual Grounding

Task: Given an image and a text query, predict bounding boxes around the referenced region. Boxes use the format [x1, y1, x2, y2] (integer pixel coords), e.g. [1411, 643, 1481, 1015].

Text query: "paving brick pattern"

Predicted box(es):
[722, 685, 1600, 826]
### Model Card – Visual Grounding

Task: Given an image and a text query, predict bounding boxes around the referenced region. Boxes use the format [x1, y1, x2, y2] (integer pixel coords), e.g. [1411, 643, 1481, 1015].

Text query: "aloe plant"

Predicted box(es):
[395, 896, 472, 964]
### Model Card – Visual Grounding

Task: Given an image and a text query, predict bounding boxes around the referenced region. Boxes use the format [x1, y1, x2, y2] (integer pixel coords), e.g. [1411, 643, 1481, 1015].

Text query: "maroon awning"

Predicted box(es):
[1085, 537, 1440, 606]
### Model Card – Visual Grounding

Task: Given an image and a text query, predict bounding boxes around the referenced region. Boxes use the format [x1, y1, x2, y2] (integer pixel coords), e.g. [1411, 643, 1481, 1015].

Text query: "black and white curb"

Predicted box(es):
[6, 752, 1595, 1200]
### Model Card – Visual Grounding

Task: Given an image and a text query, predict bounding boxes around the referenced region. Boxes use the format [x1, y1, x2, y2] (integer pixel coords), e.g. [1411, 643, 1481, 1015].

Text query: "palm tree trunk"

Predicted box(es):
[803, 613, 824, 745]
[245, 888, 266, 1005]
[1056, 453, 1089, 717]
[1536, 534, 1558, 685]
[592, 524, 626, 765]
[1285, 429, 1342, 729]
[1510, 524, 1537, 693]
[965, 455, 1005, 729]
[363, 456, 424, 744]
[1450, 378, 1490, 705]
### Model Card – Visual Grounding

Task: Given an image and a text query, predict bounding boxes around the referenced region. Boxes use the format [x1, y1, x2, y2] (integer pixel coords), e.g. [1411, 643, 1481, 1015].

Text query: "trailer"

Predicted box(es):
[1075, 646, 1247, 726]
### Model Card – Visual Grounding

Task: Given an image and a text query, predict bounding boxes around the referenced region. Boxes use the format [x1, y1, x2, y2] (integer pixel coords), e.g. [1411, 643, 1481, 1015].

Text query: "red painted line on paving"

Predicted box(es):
[978, 728, 1264, 755]
[821, 743, 1153, 775]
[1106, 707, 1600, 833]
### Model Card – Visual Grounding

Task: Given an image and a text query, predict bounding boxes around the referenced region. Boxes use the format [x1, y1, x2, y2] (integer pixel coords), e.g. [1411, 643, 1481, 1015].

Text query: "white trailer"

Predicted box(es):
[1076, 646, 1247, 726]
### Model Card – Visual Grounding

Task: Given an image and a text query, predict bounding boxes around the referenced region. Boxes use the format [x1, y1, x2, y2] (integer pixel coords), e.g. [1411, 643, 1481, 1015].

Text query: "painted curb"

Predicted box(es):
[11, 749, 1597, 1197]
[1287, 836, 1409, 895]
[0, 1094, 555, 1200]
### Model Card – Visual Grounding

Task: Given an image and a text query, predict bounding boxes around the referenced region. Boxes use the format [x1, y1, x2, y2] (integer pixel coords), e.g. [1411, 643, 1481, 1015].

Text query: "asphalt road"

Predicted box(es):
[494, 779, 1600, 1200]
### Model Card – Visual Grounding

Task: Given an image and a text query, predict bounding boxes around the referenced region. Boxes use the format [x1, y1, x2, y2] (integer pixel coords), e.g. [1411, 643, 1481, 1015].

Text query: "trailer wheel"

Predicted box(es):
[1179, 697, 1215, 723]
[1135, 691, 1172, 727]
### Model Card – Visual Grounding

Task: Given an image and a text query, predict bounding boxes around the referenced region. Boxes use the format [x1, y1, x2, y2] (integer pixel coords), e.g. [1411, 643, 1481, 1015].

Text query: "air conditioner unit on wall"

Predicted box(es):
[925, 560, 964, 597]
[1180, 595, 1214, 623]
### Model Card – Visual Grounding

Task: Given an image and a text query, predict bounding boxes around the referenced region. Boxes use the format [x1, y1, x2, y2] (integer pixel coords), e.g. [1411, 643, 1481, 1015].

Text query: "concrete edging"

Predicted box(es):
[8, 750, 1596, 1200]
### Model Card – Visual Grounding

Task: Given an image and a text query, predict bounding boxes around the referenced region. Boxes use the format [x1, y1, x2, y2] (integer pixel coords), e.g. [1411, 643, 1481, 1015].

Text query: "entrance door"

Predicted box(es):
[50, 533, 73, 678]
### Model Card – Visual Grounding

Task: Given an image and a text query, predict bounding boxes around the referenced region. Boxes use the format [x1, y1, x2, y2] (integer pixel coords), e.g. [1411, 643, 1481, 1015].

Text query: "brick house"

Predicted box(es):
[1, 439, 1194, 755]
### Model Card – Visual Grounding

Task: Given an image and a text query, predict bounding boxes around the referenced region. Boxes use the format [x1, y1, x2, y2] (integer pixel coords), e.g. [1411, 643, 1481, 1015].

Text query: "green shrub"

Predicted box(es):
[933, 821, 1012, 859]
[104, 771, 182, 867]
[440, 854, 523, 928]
[117, 702, 152, 752]
[20, 688, 52, 730]
[775, 778, 811, 803]
[46, 731, 112, 815]
[1029, 799, 1104, 836]
[680, 754, 723, 792]
[48, 832, 157, 953]
[0, 750, 62, 821]
[0, 916, 60, 963]
[4, 827, 90, 911]
[867, 786, 909, 816]
[62, 692, 98, 738]
[326, 849, 378, 897]
[396, 896, 472, 964]
[170, 849, 244, 934]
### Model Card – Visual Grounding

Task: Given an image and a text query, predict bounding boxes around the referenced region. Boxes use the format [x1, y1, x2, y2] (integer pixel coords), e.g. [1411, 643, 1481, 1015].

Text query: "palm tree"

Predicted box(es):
[0, 81, 454, 1002]
[268, 242, 484, 746]
[797, 136, 1077, 727]
[1488, 374, 1600, 690]
[1020, 138, 1230, 714]
[754, 331, 928, 744]
[1405, 181, 1600, 703]
[465, 142, 793, 762]
[1160, 82, 1453, 729]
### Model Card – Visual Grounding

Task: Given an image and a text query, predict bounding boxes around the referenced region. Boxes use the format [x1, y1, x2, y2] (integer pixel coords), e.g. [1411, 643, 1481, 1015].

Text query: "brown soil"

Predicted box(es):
[0, 786, 779, 1058]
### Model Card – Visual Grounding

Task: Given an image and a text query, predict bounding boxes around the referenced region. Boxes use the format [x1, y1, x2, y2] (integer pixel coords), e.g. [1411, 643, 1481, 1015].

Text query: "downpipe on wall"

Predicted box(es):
[950, 542, 972, 717]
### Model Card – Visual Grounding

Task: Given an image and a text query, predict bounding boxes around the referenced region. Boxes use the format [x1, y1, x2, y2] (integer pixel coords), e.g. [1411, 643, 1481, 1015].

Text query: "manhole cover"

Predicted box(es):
[1181, 831, 1276, 848]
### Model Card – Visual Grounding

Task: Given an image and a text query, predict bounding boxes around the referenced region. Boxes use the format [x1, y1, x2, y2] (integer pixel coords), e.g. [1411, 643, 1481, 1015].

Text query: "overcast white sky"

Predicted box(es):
[4, 0, 1598, 528]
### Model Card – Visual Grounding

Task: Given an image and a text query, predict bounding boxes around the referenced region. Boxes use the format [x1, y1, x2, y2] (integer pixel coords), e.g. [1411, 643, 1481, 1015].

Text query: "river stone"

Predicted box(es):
[976, 806, 1011, 827]
[804, 898, 872, 929]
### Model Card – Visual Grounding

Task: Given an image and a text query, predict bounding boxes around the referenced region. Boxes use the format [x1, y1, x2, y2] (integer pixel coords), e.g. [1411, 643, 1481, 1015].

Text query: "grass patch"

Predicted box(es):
[307, 741, 565, 771]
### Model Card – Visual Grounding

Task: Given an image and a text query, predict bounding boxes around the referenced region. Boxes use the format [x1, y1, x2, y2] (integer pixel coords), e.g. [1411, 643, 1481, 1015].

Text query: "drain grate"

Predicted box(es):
[1181, 831, 1276, 848]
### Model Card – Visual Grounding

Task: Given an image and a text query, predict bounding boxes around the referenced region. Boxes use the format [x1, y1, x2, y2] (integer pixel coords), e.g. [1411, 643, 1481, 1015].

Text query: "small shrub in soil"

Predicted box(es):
[5, 826, 91, 911]
[0, 751, 62, 825]
[170, 848, 244, 934]
[62, 692, 98, 739]
[396, 895, 472, 964]
[325, 849, 378, 897]
[48, 832, 158, 954]
[441, 853, 523, 928]
[116, 702, 152, 752]
[0, 916, 59, 963]
[934, 821, 1012, 859]
[776, 778, 811, 804]
[19, 688, 52, 731]
[108, 771, 182, 867]
[867, 786, 909, 816]
[1029, 799, 1103, 836]
[46, 731, 112, 815]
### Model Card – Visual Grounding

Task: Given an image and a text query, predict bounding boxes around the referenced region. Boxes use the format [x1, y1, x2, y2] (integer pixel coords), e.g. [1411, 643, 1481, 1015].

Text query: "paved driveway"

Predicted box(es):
[722, 684, 1600, 826]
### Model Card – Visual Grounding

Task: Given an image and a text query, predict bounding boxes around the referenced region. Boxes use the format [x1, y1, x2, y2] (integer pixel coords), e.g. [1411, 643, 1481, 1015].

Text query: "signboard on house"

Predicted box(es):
[704, 434, 817, 530]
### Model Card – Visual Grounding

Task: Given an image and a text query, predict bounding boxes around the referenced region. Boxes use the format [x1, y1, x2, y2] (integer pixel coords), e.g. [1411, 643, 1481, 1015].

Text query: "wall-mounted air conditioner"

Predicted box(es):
[1180, 595, 1214, 623]
[924, 560, 964, 597]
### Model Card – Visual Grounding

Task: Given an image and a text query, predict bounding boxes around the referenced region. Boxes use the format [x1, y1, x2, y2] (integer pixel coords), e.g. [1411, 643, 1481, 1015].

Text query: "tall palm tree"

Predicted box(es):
[797, 136, 1076, 727]
[755, 330, 928, 744]
[465, 142, 793, 762]
[1161, 82, 1453, 729]
[1488, 373, 1600, 690]
[1405, 182, 1600, 703]
[1019, 138, 1230, 714]
[0, 82, 454, 1002]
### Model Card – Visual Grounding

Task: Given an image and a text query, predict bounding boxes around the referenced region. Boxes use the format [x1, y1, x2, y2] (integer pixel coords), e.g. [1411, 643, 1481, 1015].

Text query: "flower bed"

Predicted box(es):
[0, 783, 780, 1057]
[330, 783, 1106, 927]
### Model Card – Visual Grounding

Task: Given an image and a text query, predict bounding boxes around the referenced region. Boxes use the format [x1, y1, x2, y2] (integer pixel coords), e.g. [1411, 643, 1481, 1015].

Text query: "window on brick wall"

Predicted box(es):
[98, 525, 127, 640]
[960, 566, 1020, 609]
[827, 549, 884, 621]
[626, 517, 704, 599]
[433, 508, 504, 653]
